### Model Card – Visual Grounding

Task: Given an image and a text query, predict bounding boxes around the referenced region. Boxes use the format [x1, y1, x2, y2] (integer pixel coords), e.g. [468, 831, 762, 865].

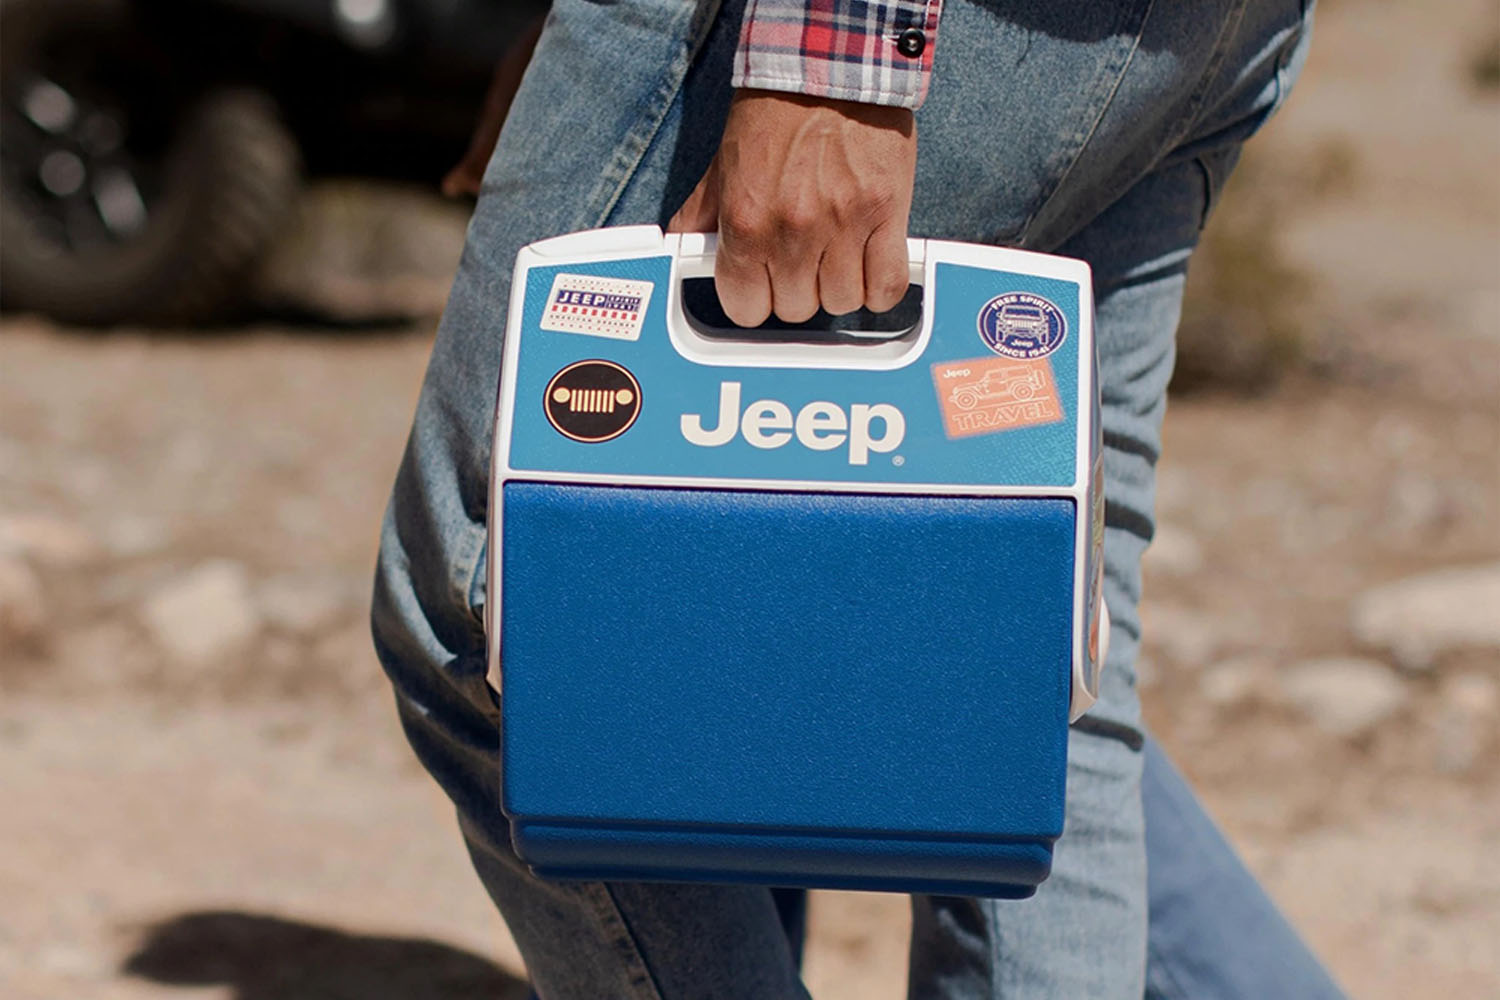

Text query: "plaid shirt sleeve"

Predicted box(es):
[732, 0, 942, 109]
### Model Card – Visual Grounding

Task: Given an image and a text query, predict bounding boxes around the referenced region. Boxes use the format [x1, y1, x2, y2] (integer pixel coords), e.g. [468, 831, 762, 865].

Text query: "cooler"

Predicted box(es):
[486, 225, 1107, 897]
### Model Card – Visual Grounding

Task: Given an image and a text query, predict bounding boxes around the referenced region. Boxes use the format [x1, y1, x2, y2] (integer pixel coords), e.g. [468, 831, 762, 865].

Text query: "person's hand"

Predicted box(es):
[667, 89, 916, 326]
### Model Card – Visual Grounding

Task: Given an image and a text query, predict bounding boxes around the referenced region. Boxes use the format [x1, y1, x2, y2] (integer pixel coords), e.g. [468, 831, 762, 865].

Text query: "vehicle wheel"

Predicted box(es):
[953, 391, 979, 410]
[1010, 382, 1035, 401]
[0, 0, 301, 325]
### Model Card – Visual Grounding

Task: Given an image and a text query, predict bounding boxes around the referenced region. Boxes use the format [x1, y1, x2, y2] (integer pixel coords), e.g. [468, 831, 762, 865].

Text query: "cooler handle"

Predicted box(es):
[665, 231, 933, 370]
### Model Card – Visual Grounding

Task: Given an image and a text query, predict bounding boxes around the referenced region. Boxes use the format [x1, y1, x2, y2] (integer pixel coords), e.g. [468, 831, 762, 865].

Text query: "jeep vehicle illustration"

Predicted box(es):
[996, 302, 1051, 348]
[948, 367, 1045, 410]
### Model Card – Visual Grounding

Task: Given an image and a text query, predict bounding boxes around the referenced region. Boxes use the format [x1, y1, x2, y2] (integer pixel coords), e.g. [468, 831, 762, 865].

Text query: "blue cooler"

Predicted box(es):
[486, 226, 1107, 898]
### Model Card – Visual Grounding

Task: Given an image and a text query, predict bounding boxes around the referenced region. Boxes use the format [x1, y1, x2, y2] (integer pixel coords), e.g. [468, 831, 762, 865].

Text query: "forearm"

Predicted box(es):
[670, 0, 942, 323]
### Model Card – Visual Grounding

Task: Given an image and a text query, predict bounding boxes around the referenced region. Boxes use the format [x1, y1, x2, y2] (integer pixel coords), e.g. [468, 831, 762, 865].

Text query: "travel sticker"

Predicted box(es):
[977, 292, 1066, 359]
[544, 360, 642, 443]
[540, 273, 653, 341]
[931, 357, 1065, 438]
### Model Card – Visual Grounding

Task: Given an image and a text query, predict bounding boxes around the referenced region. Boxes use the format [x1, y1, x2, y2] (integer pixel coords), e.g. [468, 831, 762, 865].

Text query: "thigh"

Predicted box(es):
[372, 0, 811, 997]
[904, 1, 1314, 994]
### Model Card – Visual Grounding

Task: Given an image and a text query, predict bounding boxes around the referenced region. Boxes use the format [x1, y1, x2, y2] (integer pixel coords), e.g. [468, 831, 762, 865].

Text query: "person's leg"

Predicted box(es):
[374, 0, 1327, 995]
[1141, 736, 1347, 1000]
[905, 0, 1318, 995]
[373, 0, 816, 996]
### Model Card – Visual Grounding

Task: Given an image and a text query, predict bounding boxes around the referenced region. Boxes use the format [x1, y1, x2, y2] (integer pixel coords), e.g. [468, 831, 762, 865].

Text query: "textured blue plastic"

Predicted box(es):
[500, 482, 1075, 895]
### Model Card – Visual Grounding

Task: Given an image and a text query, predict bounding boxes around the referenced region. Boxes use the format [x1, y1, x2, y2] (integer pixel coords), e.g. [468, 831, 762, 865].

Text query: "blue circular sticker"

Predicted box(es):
[977, 293, 1067, 359]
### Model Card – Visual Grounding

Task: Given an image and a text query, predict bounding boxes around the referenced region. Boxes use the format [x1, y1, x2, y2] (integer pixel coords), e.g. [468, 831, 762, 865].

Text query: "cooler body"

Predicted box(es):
[489, 227, 1104, 896]
[501, 483, 1073, 895]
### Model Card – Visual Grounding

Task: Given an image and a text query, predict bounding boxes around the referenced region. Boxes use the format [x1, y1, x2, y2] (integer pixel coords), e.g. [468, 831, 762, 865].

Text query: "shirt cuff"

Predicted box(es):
[732, 0, 942, 110]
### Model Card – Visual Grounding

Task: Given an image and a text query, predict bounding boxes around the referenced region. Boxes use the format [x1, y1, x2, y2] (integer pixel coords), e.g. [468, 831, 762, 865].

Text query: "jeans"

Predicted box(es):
[372, 0, 1338, 995]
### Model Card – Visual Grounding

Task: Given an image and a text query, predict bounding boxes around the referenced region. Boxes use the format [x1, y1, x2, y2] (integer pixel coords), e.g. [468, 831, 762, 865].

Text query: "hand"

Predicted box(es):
[668, 89, 917, 326]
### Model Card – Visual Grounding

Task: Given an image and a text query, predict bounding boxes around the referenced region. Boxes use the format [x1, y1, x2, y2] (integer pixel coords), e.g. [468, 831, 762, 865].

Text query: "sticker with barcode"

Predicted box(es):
[539, 273, 653, 341]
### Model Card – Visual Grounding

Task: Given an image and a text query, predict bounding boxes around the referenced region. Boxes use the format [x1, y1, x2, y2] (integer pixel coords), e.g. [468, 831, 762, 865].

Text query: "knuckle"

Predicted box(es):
[828, 192, 860, 228]
[867, 273, 908, 311]
[776, 204, 820, 239]
[719, 205, 769, 249]
[821, 281, 863, 315]
[853, 179, 897, 219]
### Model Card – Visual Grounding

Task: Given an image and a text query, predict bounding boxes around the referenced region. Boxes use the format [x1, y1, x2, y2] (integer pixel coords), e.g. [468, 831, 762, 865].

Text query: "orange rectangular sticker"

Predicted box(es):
[931, 357, 1065, 438]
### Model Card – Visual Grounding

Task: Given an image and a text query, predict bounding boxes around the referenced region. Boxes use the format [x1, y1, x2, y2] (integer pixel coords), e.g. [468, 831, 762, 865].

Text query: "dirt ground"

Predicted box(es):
[2, 1, 1497, 998]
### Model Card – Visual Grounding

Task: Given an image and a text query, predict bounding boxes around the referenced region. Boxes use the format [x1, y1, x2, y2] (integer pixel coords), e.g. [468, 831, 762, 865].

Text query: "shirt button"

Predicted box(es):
[896, 28, 926, 58]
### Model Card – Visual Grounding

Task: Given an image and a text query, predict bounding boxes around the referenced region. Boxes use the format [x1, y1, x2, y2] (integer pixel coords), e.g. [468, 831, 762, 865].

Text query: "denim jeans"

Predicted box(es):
[372, 0, 1339, 995]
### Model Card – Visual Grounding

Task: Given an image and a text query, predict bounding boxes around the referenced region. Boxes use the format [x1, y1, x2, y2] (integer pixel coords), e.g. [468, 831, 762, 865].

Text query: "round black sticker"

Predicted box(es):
[543, 360, 642, 443]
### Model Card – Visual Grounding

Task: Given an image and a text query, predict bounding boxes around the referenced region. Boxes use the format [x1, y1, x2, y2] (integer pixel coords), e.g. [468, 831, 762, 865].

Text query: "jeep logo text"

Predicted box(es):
[680, 382, 905, 466]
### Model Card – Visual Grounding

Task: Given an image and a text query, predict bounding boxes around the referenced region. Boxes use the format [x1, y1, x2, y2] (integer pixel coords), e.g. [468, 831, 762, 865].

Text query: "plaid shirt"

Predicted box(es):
[734, 0, 942, 109]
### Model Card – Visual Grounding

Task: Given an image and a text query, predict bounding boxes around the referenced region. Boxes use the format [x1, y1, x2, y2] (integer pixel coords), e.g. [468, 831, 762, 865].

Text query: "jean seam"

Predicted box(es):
[1162, 0, 1253, 150]
[1013, 0, 1155, 246]
[584, 0, 726, 231]
[1144, 934, 1196, 1000]
[584, 883, 669, 1000]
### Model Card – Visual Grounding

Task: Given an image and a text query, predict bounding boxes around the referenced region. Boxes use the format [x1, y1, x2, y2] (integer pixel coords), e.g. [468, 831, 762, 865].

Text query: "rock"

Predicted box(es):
[0, 556, 45, 647]
[263, 635, 302, 674]
[1144, 523, 1205, 577]
[1281, 656, 1407, 737]
[55, 621, 153, 690]
[38, 941, 109, 978]
[139, 561, 259, 664]
[1433, 672, 1499, 774]
[1199, 655, 1273, 707]
[253, 179, 467, 322]
[1351, 564, 1500, 671]
[1383, 476, 1451, 540]
[256, 574, 354, 635]
[102, 516, 172, 558]
[313, 623, 380, 691]
[0, 512, 97, 567]
[1440, 672, 1499, 717]
[1142, 603, 1228, 668]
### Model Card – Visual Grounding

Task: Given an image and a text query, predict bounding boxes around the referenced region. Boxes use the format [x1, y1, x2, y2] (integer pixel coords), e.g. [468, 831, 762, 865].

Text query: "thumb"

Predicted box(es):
[666, 159, 721, 233]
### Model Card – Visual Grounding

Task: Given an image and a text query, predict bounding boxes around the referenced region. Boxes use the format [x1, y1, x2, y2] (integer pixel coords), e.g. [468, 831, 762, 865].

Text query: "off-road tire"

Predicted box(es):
[0, 0, 302, 325]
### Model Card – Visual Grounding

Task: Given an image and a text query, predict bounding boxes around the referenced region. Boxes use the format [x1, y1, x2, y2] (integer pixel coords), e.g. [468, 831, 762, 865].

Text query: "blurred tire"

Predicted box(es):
[0, 0, 301, 326]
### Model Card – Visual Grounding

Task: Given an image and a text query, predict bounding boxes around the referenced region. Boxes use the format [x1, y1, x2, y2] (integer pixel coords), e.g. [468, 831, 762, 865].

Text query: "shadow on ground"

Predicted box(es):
[122, 911, 530, 1000]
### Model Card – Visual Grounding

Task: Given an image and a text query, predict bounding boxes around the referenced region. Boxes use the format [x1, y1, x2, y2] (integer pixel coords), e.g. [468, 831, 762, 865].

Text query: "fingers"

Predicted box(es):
[816, 234, 867, 316]
[766, 225, 822, 323]
[721, 216, 898, 326]
[667, 86, 918, 327]
[863, 220, 910, 313]
[669, 160, 778, 326]
[715, 211, 775, 327]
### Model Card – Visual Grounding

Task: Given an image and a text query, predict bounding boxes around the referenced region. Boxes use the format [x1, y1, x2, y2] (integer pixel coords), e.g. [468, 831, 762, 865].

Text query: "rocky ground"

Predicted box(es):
[2, 1, 1498, 998]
